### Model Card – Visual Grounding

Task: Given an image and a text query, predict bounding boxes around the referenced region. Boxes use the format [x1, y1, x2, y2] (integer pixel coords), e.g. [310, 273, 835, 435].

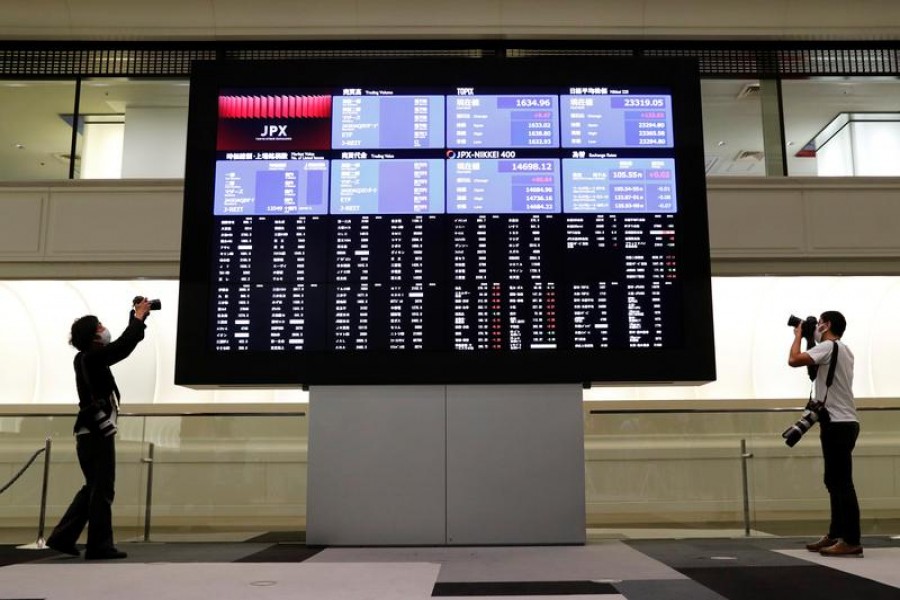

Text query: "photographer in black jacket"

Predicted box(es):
[46, 298, 151, 560]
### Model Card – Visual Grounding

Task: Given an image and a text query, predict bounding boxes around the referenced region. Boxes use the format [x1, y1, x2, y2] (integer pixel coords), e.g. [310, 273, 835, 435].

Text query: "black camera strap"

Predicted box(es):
[825, 340, 839, 388]
[811, 340, 839, 405]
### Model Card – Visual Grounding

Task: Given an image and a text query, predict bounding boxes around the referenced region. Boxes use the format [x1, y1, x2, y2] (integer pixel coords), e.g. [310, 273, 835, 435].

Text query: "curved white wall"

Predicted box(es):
[1, 277, 898, 405]
[0, 280, 306, 405]
[587, 276, 900, 401]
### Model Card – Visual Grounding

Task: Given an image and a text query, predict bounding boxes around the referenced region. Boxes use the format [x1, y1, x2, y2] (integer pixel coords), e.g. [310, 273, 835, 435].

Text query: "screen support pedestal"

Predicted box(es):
[306, 384, 585, 546]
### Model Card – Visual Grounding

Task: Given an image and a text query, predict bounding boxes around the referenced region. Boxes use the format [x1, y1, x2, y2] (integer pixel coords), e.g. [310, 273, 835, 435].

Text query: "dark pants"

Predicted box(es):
[48, 434, 116, 552]
[820, 421, 860, 545]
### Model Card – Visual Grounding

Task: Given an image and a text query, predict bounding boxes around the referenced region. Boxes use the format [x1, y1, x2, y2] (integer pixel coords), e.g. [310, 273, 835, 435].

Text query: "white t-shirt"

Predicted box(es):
[807, 339, 857, 422]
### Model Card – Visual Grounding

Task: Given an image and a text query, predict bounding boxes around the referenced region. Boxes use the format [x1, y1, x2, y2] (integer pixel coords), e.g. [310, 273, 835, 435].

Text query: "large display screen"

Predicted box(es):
[176, 57, 715, 386]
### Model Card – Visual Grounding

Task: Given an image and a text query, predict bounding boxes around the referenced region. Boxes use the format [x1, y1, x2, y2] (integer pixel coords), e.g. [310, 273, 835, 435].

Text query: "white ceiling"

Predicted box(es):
[1, 1, 900, 40]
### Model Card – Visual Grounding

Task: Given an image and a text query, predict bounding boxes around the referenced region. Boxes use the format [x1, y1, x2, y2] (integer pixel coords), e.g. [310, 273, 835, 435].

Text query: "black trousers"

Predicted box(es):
[820, 421, 861, 545]
[48, 433, 116, 551]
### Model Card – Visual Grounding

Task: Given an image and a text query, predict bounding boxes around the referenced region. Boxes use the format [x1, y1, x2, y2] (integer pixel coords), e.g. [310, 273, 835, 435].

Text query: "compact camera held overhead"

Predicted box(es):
[133, 296, 162, 311]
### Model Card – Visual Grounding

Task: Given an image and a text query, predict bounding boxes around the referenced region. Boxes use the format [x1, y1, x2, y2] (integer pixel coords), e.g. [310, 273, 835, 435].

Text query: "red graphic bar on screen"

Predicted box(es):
[218, 95, 332, 118]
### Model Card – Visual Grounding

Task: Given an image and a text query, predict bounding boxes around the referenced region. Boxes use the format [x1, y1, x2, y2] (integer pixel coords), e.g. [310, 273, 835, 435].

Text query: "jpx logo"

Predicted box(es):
[259, 125, 288, 138]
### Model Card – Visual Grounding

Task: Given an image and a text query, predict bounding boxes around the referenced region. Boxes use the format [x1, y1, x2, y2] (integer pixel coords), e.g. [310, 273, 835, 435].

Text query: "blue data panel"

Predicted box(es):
[332, 96, 445, 149]
[330, 159, 445, 214]
[561, 94, 673, 148]
[447, 159, 561, 214]
[214, 160, 329, 216]
[447, 95, 559, 148]
[562, 158, 677, 213]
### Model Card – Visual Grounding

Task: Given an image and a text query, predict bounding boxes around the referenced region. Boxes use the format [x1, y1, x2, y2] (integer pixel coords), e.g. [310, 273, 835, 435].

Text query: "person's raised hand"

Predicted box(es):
[133, 297, 152, 320]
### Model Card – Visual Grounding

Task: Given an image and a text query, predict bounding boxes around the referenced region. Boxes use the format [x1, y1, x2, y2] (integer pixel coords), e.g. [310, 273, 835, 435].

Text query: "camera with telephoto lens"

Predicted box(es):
[782, 399, 826, 447]
[788, 314, 818, 346]
[788, 314, 820, 382]
[782, 314, 825, 447]
[133, 296, 162, 311]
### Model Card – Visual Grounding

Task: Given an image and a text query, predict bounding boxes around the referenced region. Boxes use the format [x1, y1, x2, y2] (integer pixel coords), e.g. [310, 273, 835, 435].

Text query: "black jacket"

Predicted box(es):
[73, 313, 146, 434]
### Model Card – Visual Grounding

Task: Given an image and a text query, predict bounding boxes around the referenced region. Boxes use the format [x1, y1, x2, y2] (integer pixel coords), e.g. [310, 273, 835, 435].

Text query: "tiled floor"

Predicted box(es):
[1, 532, 898, 600]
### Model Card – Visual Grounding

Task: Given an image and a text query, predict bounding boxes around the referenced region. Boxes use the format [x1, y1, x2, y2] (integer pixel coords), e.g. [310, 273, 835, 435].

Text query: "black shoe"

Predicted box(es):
[84, 548, 127, 560]
[46, 538, 80, 557]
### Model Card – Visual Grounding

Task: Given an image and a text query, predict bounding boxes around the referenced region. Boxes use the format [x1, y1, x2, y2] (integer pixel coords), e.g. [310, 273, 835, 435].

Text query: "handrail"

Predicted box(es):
[588, 406, 899, 415]
[0, 405, 308, 417]
[0, 401, 310, 415]
[118, 411, 307, 417]
[0, 403, 897, 417]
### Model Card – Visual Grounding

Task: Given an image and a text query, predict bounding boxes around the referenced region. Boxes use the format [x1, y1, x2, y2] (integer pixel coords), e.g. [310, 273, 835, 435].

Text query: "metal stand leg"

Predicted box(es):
[142, 442, 155, 542]
[740, 438, 754, 536]
[18, 438, 52, 550]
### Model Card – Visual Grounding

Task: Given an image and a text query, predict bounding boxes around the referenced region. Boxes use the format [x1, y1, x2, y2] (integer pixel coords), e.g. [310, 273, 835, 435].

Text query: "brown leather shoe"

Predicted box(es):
[805, 535, 837, 552]
[820, 540, 863, 557]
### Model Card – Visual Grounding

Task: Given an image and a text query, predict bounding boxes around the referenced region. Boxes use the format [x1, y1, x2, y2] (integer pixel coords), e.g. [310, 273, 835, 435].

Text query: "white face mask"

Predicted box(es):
[97, 328, 112, 346]
[814, 325, 827, 343]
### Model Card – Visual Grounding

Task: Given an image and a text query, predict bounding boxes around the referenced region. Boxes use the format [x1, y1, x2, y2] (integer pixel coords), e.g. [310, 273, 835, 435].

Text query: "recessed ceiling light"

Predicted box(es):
[717, 141, 726, 146]
[14, 143, 25, 150]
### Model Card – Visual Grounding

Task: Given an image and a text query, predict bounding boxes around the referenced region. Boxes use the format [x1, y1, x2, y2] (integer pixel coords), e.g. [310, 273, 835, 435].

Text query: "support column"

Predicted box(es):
[306, 384, 585, 546]
[759, 78, 787, 176]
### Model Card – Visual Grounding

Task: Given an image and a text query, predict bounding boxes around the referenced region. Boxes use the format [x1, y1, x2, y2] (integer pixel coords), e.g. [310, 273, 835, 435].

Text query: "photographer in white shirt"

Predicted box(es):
[788, 310, 862, 557]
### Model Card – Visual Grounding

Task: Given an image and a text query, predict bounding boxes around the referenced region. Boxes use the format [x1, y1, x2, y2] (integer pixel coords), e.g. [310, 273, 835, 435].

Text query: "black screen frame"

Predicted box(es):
[176, 57, 715, 387]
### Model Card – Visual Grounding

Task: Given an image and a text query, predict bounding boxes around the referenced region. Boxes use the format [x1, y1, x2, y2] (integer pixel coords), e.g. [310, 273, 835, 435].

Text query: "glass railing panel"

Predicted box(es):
[135, 414, 308, 541]
[584, 410, 758, 534]
[0, 416, 55, 544]
[744, 408, 900, 537]
[2, 409, 894, 543]
[585, 408, 900, 538]
[0, 415, 145, 545]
